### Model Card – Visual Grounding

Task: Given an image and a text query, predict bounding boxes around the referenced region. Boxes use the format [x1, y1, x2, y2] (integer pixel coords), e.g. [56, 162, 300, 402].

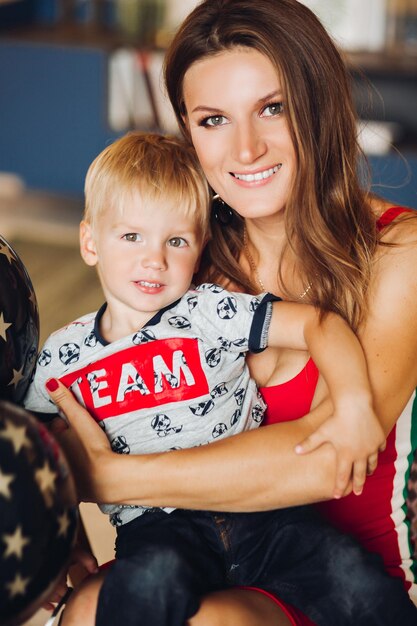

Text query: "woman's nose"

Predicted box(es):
[233, 121, 267, 164]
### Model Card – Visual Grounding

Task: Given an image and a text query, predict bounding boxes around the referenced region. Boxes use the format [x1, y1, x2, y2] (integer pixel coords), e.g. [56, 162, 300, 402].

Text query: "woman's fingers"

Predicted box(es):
[45, 378, 101, 441]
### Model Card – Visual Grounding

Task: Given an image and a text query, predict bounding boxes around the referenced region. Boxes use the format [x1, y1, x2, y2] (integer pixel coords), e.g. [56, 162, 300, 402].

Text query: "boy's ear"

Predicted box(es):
[79, 220, 98, 267]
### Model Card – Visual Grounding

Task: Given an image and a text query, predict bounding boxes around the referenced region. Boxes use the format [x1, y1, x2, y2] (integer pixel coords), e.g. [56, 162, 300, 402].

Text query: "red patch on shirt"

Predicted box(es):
[60, 338, 208, 421]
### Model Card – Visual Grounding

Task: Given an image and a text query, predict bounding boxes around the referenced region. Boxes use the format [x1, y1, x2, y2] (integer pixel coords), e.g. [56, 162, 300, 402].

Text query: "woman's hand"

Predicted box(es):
[45, 378, 116, 502]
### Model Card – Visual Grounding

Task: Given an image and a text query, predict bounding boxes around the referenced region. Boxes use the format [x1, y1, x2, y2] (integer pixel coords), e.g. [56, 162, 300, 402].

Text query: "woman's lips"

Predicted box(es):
[231, 164, 282, 182]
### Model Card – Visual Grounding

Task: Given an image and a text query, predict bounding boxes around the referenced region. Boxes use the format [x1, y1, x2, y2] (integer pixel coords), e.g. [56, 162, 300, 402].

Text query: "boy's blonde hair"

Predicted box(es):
[84, 132, 211, 242]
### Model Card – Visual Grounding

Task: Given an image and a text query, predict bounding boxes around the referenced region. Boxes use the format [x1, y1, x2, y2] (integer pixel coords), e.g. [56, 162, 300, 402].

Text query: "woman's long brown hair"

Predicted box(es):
[164, 0, 379, 330]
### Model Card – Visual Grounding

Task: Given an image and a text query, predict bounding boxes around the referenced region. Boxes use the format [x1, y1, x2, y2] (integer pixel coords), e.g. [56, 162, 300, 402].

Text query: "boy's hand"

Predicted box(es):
[295, 402, 386, 498]
[41, 545, 98, 611]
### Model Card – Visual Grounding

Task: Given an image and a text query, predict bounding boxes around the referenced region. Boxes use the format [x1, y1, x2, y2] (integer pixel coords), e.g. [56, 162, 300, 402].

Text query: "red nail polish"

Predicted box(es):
[46, 378, 59, 392]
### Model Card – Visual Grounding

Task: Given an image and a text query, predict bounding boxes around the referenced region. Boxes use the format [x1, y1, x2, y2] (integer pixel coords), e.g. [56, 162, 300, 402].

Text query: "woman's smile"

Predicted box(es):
[231, 164, 282, 184]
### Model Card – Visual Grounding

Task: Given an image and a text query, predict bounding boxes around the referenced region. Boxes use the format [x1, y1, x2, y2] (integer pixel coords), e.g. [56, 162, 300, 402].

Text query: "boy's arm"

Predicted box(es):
[267, 302, 385, 495]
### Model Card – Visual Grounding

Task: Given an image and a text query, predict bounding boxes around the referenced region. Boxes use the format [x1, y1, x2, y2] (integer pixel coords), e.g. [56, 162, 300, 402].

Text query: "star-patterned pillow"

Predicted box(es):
[0, 401, 78, 625]
[0, 235, 39, 405]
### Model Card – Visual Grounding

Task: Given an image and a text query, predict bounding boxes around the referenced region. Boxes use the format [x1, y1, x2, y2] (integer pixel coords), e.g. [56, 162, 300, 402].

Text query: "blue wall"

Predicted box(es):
[370, 153, 417, 209]
[0, 40, 120, 196]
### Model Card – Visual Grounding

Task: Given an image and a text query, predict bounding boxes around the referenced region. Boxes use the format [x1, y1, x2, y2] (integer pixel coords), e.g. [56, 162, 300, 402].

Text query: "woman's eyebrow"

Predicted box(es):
[190, 90, 283, 115]
[190, 105, 224, 114]
[258, 90, 283, 105]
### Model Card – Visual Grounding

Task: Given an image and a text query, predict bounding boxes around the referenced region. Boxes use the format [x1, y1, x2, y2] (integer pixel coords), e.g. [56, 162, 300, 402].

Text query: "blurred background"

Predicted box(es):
[0, 0, 416, 206]
[0, 1, 415, 624]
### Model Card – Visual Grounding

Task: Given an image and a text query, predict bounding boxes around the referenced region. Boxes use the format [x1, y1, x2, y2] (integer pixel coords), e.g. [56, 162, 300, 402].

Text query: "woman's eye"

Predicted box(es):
[168, 237, 187, 248]
[262, 102, 284, 117]
[200, 115, 228, 128]
[122, 233, 141, 242]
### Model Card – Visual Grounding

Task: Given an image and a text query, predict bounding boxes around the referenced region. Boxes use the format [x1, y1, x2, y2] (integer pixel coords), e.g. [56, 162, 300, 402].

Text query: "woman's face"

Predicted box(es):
[183, 47, 297, 221]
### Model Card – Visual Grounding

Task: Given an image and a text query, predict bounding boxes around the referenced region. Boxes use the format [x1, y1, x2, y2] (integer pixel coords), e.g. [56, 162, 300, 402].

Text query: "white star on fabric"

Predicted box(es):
[0, 470, 14, 499]
[0, 421, 28, 454]
[2, 525, 30, 559]
[0, 312, 12, 341]
[57, 511, 71, 537]
[0, 243, 16, 265]
[7, 366, 25, 389]
[6, 572, 31, 598]
[35, 461, 57, 495]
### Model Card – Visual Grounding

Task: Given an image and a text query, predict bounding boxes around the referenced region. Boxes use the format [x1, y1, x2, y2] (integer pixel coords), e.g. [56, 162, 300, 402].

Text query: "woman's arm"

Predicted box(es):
[358, 220, 417, 437]
[302, 217, 417, 495]
[47, 217, 417, 511]
[47, 379, 338, 509]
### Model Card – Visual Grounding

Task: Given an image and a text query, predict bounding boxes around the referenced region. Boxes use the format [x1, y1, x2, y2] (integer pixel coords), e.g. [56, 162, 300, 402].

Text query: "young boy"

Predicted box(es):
[24, 133, 415, 626]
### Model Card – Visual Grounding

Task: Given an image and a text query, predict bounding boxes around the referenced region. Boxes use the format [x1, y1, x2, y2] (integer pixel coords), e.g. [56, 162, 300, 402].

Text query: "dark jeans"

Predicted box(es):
[95, 507, 417, 626]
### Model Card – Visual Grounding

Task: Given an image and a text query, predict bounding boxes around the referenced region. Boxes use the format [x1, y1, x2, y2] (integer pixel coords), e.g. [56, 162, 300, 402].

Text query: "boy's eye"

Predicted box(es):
[168, 237, 187, 248]
[200, 115, 228, 128]
[261, 102, 284, 117]
[122, 233, 141, 242]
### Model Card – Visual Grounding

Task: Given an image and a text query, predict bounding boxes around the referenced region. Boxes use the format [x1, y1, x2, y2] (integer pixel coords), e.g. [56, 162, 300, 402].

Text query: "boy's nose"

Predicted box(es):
[141, 248, 167, 270]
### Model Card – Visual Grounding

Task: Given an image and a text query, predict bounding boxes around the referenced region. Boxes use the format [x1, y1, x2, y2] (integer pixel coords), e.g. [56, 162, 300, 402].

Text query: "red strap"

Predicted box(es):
[376, 207, 413, 231]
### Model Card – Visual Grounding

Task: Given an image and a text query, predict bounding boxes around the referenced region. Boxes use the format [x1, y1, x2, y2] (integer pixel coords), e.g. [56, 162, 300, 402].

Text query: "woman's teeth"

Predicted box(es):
[233, 164, 281, 182]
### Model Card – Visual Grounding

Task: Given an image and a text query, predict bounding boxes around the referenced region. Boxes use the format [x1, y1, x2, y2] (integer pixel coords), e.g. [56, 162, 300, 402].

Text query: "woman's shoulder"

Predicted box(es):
[373, 200, 417, 245]
[371, 202, 417, 302]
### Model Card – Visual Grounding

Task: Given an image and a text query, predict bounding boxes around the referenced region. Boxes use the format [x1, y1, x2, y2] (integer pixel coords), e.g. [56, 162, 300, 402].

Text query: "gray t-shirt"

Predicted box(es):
[24, 283, 278, 525]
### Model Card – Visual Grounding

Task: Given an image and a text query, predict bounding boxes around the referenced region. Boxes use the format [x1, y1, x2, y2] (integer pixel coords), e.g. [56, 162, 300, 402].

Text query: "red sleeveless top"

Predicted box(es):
[258, 207, 417, 608]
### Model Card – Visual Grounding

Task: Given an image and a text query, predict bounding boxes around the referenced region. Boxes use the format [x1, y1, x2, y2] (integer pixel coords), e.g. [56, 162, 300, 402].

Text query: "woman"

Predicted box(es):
[46, 1, 417, 624]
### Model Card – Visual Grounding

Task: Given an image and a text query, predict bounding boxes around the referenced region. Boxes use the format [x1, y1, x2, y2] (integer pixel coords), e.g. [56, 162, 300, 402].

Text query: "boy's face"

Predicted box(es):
[80, 192, 204, 337]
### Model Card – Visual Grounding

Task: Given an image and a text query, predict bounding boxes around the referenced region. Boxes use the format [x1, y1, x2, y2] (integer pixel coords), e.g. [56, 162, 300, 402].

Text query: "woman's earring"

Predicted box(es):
[212, 194, 234, 226]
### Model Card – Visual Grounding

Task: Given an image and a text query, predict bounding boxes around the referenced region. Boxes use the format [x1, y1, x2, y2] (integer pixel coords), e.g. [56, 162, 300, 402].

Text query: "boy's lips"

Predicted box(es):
[136, 280, 163, 288]
[134, 280, 165, 294]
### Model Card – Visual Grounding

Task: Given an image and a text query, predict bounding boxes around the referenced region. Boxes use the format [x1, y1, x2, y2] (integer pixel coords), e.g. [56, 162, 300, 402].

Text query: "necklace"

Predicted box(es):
[243, 226, 312, 300]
